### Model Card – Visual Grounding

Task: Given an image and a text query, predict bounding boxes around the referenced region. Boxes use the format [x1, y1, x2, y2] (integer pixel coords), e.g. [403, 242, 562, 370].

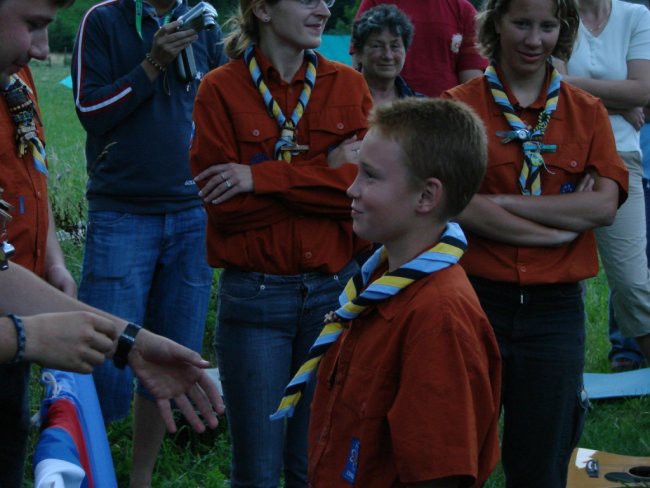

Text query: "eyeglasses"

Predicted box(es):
[294, 0, 335, 9]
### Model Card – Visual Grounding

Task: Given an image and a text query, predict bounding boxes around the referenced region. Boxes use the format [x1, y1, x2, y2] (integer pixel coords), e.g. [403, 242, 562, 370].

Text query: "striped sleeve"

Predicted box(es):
[71, 0, 156, 136]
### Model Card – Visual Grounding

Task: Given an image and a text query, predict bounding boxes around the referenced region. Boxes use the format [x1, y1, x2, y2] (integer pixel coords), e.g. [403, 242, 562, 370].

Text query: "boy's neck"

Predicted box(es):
[385, 221, 447, 272]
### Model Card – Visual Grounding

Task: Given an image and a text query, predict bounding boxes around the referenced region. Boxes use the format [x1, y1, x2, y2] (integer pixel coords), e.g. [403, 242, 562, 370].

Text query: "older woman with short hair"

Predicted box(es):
[351, 4, 422, 106]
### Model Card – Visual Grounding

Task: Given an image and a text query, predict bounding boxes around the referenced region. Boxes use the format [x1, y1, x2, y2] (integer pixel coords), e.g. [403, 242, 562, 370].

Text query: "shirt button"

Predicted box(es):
[36, 191, 41, 199]
[304, 251, 312, 259]
[520, 265, 527, 272]
[570, 160, 578, 168]
[336, 122, 344, 130]
[252, 129, 260, 137]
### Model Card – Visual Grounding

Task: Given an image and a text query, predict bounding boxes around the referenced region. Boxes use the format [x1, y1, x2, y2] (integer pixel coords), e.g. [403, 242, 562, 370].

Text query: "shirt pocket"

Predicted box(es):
[231, 112, 279, 164]
[306, 106, 367, 158]
[483, 142, 588, 194]
[339, 364, 396, 419]
[543, 142, 589, 194]
[543, 142, 588, 174]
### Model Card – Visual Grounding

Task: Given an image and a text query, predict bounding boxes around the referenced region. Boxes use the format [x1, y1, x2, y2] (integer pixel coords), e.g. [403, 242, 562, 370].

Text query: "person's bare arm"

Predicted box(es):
[43, 201, 76, 297]
[563, 59, 650, 110]
[0, 263, 224, 432]
[457, 195, 578, 247]
[487, 174, 619, 232]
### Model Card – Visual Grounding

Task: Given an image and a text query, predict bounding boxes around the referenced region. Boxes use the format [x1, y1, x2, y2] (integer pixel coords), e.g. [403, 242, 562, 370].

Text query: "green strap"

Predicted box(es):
[135, 0, 173, 40]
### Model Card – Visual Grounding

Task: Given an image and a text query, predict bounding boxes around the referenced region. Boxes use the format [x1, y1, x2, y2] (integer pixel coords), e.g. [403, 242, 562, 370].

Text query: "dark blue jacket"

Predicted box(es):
[72, 0, 227, 213]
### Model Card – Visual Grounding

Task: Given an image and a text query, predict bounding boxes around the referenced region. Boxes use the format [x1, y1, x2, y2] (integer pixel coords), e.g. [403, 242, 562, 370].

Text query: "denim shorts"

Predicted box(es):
[78, 206, 213, 422]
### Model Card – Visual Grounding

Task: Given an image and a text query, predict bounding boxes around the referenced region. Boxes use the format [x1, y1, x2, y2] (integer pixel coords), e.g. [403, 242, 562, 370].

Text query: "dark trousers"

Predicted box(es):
[0, 362, 31, 488]
[470, 277, 588, 488]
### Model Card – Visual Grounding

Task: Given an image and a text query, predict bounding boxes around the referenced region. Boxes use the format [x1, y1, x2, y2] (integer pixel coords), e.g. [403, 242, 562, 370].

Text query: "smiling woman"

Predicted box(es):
[189, 0, 372, 486]
[351, 4, 421, 106]
[443, 0, 631, 484]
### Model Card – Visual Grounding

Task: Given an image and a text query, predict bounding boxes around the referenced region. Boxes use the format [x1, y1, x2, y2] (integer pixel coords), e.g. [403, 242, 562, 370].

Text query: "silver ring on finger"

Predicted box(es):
[220, 173, 226, 181]
[225, 179, 232, 189]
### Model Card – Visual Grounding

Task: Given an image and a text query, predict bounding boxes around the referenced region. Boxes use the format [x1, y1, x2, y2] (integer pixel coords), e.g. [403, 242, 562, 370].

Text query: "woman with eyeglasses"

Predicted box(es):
[190, 0, 371, 486]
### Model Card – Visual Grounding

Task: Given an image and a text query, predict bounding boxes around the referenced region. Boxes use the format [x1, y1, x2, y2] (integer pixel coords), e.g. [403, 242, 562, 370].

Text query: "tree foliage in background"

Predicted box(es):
[49, 0, 360, 53]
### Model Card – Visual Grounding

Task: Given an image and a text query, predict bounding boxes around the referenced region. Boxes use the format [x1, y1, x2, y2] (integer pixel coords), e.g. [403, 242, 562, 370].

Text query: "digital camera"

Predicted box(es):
[175, 3, 218, 82]
[177, 2, 218, 33]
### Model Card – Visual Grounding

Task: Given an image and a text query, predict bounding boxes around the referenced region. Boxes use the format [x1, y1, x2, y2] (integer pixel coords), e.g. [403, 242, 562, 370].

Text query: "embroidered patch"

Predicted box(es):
[341, 437, 360, 484]
[450, 33, 463, 53]
[250, 152, 270, 165]
[560, 182, 576, 193]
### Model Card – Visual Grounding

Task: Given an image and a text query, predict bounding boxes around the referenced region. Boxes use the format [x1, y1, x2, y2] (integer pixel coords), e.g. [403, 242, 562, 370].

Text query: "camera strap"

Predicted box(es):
[134, 0, 174, 40]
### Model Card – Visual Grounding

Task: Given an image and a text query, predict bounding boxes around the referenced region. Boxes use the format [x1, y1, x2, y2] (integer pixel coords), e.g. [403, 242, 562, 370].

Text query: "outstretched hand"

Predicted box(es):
[129, 330, 225, 433]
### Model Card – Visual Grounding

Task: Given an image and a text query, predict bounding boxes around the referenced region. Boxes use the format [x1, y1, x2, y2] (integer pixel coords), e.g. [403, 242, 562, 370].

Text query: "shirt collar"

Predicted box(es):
[491, 63, 563, 120]
[252, 46, 337, 85]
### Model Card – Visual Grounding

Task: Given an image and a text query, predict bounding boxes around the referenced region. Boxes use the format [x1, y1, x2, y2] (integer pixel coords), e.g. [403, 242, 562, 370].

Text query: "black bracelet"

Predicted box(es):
[7, 314, 25, 364]
[113, 322, 142, 369]
[145, 52, 166, 73]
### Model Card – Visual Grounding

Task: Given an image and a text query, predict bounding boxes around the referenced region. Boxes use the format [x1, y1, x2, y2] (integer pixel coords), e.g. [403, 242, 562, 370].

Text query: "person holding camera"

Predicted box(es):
[71, 1, 227, 486]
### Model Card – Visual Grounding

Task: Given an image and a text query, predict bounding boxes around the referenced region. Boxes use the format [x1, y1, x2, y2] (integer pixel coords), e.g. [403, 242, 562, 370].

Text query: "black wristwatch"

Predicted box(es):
[113, 322, 142, 369]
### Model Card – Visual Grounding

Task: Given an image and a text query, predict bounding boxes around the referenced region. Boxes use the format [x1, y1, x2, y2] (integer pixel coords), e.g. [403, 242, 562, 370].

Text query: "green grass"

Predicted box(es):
[23, 61, 650, 487]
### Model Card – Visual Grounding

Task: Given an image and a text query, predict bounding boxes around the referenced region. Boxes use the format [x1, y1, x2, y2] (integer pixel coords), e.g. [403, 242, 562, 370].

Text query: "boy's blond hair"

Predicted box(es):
[370, 98, 487, 220]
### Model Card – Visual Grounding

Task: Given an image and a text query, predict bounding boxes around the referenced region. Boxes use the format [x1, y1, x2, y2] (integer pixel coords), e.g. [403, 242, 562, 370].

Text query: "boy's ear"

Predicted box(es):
[416, 177, 444, 215]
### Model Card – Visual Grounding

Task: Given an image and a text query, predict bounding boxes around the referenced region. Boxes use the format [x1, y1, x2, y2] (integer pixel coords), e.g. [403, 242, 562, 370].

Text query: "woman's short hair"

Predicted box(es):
[351, 4, 414, 52]
[476, 0, 579, 62]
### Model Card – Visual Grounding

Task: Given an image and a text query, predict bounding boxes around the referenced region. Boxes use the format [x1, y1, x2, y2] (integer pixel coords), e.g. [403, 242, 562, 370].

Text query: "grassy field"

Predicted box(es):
[23, 60, 650, 487]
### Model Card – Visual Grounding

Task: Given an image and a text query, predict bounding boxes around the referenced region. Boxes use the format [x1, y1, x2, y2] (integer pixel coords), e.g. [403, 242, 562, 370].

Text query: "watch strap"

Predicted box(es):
[113, 322, 142, 369]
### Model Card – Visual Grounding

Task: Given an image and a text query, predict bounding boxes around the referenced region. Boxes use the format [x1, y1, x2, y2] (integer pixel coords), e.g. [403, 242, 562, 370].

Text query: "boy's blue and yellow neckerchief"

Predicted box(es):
[485, 61, 560, 196]
[270, 222, 468, 421]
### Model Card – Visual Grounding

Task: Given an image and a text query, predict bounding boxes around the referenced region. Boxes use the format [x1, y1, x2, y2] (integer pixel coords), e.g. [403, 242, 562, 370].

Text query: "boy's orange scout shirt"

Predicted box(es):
[0, 67, 48, 276]
[190, 48, 372, 275]
[309, 264, 502, 487]
[443, 67, 629, 284]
